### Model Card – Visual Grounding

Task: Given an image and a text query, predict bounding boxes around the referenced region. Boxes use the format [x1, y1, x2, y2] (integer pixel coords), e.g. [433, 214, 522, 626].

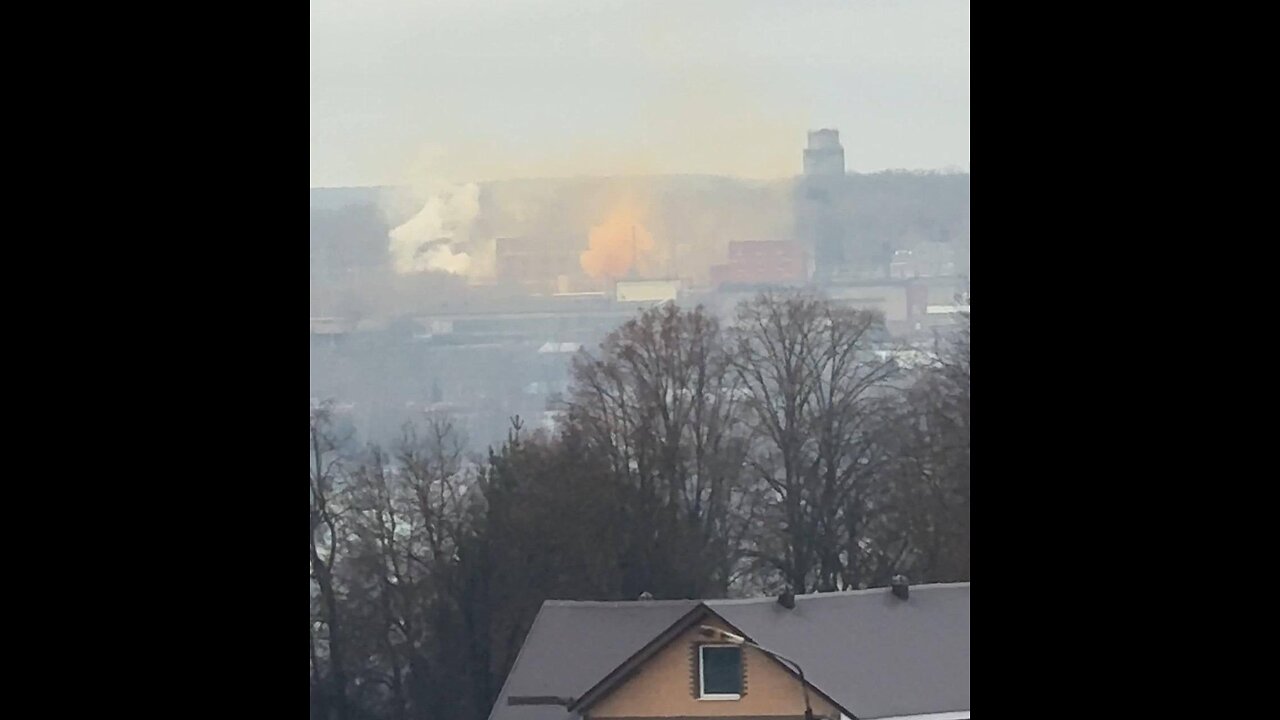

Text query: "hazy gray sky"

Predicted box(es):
[310, 0, 970, 187]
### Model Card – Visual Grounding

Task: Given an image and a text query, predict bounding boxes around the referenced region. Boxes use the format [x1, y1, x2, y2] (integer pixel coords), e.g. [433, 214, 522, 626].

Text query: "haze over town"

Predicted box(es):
[310, 3, 970, 719]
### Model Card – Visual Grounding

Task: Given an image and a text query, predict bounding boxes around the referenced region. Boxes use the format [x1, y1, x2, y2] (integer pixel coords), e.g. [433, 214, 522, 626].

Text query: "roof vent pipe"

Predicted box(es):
[890, 575, 909, 600]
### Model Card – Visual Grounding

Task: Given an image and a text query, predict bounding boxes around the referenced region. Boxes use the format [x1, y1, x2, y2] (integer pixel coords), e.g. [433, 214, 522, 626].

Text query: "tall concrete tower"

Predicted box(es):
[803, 129, 845, 177]
[797, 129, 848, 279]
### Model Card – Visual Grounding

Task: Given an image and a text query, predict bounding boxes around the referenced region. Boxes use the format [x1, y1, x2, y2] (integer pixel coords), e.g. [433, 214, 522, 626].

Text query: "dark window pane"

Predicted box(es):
[702, 646, 742, 695]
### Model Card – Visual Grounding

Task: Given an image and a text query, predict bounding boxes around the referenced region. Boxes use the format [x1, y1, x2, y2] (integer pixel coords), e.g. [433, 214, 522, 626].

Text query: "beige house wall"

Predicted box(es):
[588, 617, 840, 719]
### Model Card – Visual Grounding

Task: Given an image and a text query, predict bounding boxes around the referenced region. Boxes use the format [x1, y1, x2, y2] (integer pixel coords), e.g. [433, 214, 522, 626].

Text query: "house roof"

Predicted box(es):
[488, 599, 701, 720]
[487, 582, 970, 720]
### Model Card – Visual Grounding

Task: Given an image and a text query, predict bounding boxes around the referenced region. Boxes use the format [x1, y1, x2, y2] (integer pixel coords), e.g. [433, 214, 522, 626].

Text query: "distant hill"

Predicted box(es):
[310, 171, 970, 280]
[309, 186, 394, 210]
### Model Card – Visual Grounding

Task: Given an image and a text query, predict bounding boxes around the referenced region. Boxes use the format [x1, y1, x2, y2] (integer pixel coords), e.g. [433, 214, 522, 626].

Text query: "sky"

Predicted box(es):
[309, 0, 970, 188]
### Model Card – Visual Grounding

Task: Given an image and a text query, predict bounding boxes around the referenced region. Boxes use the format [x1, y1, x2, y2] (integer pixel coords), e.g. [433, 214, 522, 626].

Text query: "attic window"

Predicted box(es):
[699, 645, 742, 699]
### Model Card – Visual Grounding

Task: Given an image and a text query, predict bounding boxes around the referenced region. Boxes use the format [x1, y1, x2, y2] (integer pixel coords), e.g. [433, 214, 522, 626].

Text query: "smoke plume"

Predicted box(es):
[580, 201, 655, 280]
[388, 183, 480, 275]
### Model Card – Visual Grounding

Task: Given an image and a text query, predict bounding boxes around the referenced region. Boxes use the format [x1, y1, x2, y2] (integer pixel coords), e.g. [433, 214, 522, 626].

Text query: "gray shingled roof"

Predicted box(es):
[488, 583, 969, 720]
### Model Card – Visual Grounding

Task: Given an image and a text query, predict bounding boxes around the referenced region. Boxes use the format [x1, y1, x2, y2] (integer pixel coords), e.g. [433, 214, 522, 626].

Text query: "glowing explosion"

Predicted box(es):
[580, 203, 655, 280]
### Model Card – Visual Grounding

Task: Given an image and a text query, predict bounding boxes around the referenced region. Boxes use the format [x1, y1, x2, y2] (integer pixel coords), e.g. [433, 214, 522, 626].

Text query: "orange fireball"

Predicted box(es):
[580, 203, 655, 280]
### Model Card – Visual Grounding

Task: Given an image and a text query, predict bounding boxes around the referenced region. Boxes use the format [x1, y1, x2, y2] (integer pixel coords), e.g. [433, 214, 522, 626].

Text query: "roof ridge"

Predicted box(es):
[704, 581, 971, 605]
[542, 582, 969, 608]
[542, 598, 703, 607]
[795, 580, 970, 599]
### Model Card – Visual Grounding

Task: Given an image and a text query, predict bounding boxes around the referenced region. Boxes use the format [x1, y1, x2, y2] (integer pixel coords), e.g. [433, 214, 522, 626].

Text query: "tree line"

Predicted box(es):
[310, 291, 970, 720]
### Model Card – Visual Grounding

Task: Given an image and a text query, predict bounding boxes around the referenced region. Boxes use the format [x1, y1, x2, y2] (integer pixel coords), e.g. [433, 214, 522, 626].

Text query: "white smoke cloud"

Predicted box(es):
[388, 183, 480, 275]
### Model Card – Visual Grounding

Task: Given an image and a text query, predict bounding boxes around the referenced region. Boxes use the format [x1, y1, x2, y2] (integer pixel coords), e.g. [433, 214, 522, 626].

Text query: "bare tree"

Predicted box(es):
[338, 414, 486, 720]
[917, 312, 969, 580]
[729, 292, 898, 592]
[307, 306, 969, 720]
[871, 312, 969, 584]
[566, 303, 748, 596]
[343, 445, 409, 720]
[310, 402, 350, 720]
